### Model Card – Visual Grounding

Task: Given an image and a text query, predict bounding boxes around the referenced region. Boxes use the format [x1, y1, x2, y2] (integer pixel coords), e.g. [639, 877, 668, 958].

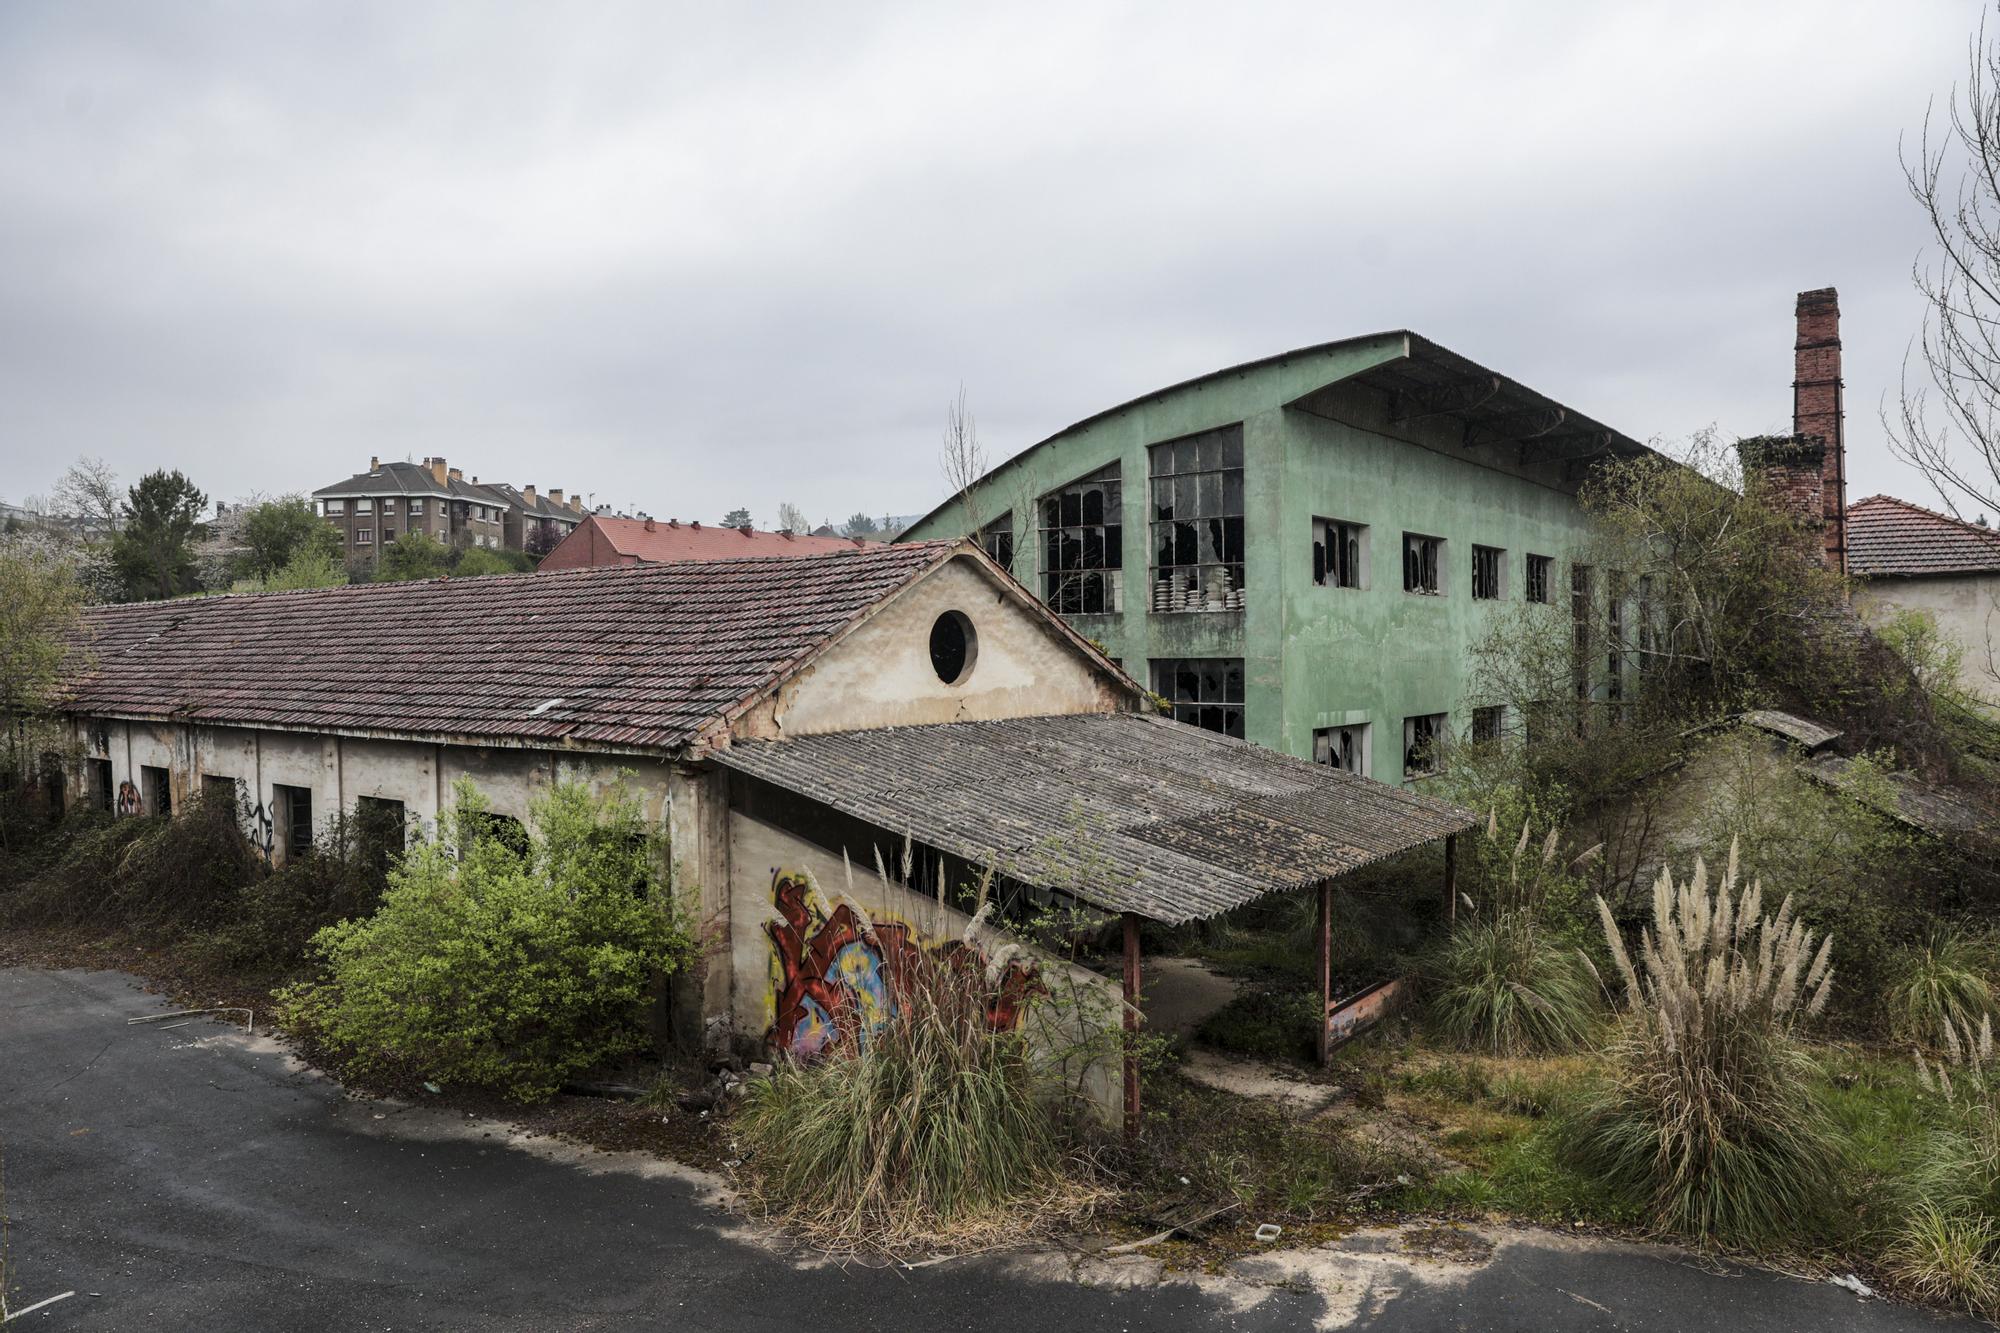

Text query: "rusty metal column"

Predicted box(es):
[1122, 911, 1141, 1143]
[1315, 880, 1333, 1066]
[1444, 833, 1459, 923]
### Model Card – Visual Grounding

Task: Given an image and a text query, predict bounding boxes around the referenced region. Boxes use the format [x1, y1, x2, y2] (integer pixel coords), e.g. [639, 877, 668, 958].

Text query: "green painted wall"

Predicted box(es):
[903, 335, 1611, 785]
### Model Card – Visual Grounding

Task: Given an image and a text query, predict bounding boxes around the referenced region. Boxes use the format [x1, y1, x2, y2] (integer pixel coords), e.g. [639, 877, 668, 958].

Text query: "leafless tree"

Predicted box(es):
[1891, 7, 2000, 517]
[939, 385, 988, 539]
[51, 455, 122, 534]
[775, 501, 810, 535]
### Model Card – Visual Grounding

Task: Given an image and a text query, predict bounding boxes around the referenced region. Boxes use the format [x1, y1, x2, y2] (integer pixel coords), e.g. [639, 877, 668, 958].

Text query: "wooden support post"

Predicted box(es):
[1122, 911, 1142, 1143]
[1444, 833, 1459, 924]
[1315, 879, 1333, 1066]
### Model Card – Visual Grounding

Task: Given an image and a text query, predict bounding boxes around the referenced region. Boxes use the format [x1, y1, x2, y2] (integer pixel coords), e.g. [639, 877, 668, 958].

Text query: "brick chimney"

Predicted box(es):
[1793, 287, 1847, 572]
[523, 484, 537, 505]
[428, 457, 448, 485]
[548, 488, 564, 509]
[1737, 433, 1829, 530]
[448, 467, 463, 482]
[370, 455, 380, 471]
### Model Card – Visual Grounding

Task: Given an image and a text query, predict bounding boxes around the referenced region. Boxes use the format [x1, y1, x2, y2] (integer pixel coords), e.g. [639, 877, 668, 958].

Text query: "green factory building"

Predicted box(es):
[898, 331, 1660, 785]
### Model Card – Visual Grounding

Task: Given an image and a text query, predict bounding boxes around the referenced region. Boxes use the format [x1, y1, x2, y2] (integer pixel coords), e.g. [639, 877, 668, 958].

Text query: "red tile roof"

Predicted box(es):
[62, 543, 956, 753]
[1848, 494, 2000, 578]
[538, 515, 862, 570]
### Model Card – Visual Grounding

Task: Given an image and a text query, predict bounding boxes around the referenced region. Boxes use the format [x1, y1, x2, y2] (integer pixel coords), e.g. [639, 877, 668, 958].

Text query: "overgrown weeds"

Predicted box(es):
[1566, 846, 1839, 1246]
[1888, 929, 1997, 1048]
[1426, 916, 1597, 1055]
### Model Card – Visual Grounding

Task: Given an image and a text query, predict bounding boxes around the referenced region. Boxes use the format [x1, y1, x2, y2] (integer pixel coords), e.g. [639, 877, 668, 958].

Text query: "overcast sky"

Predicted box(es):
[0, 1, 1985, 527]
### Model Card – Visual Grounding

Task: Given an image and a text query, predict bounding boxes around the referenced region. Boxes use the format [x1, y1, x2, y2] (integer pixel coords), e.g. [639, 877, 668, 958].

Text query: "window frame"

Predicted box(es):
[1147, 425, 1245, 614]
[1471, 544, 1506, 600]
[1313, 516, 1369, 590]
[354, 527, 374, 546]
[1402, 712, 1449, 777]
[1525, 553, 1553, 604]
[1151, 657, 1247, 738]
[980, 512, 1015, 572]
[1470, 705, 1505, 745]
[1313, 722, 1370, 775]
[1036, 464, 1124, 616]
[1402, 533, 1445, 596]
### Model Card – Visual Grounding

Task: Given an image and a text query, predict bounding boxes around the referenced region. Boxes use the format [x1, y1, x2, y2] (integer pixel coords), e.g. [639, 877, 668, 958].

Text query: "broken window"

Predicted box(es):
[1403, 534, 1444, 596]
[1403, 713, 1447, 776]
[1471, 545, 1504, 600]
[1313, 517, 1367, 589]
[980, 512, 1015, 572]
[1037, 465, 1123, 615]
[1149, 426, 1245, 612]
[1470, 706, 1505, 745]
[1525, 554, 1552, 604]
[1152, 658, 1245, 738]
[465, 810, 530, 859]
[1570, 563, 1593, 662]
[1313, 723, 1369, 775]
[85, 757, 113, 812]
[141, 765, 171, 817]
[1606, 571, 1626, 705]
[273, 784, 313, 862]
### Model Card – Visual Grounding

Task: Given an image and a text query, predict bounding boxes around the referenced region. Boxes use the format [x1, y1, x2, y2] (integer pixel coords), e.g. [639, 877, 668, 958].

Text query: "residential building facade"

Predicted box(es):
[900, 331, 1660, 784]
[311, 457, 586, 568]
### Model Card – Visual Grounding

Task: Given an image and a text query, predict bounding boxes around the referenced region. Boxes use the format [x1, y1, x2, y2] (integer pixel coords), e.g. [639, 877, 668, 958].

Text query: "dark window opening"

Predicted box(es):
[1403, 534, 1443, 595]
[1471, 706, 1505, 745]
[1313, 517, 1366, 589]
[202, 774, 239, 811]
[1149, 425, 1245, 612]
[1472, 545, 1504, 600]
[85, 757, 113, 812]
[928, 610, 976, 685]
[38, 752, 64, 819]
[980, 513, 1015, 573]
[273, 783, 313, 862]
[141, 765, 171, 817]
[1313, 723, 1368, 774]
[1606, 571, 1626, 704]
[466, 810, 530, 859]
[1403, 713, 1448, 776]
[1037, 465, 1123, 615]
[1152, 658, 1246, 738]
[1525, 554, 1553, 604]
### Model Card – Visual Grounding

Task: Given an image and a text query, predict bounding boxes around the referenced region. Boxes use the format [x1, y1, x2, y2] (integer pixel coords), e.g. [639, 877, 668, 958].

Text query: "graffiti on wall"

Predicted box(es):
[249, 801, 275, 862]
[764, 868, 1040, 1058]
[115, 780, 142, 817]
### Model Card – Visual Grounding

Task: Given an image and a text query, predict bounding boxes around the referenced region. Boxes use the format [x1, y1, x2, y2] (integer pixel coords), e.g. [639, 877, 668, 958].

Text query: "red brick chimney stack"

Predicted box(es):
[1793, 287, 1847, 573]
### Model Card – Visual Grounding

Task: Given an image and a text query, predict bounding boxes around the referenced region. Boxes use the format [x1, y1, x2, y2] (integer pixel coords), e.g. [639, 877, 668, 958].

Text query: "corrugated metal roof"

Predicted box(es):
[60, 543, 956, 752]
[713, 711, 1477, 923]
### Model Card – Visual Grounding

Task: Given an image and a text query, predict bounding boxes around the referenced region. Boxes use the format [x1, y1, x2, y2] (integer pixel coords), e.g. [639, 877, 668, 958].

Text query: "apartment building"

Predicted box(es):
[311, 457, 585, 567]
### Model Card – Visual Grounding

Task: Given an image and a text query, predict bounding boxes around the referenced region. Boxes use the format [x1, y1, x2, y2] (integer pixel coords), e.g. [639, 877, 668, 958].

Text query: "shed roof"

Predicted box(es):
[546, 514, 864, 566]
[1848, 494, 2000, 578]
[61, 543, 958, 752]
[714, 711, 1477, 924]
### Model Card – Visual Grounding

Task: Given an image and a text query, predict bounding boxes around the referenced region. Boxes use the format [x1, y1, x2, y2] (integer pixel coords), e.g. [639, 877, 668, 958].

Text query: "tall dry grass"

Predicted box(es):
[1568, 841, 1838, 1245]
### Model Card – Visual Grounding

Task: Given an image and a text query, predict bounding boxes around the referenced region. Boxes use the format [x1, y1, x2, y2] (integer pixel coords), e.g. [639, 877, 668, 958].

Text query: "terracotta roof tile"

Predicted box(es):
[545, 515, 863, 567]
[1848, 494, 2000, 578]
[62, 543, 955, 753]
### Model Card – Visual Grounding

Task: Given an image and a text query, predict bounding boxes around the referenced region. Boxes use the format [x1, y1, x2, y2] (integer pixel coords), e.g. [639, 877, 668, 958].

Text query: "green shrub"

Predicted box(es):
[1566, 847, 1840, 1246]
[738, 952, 1072, 1248]
[1890, 1201, 2000, 1315]
[190, 803, 410, 972]
[1425, 913, 1598, 1055]
[1888, 929, 1997, 1048]
[280, 779, 687, 1101]
[1194, 987, 1321, 1062]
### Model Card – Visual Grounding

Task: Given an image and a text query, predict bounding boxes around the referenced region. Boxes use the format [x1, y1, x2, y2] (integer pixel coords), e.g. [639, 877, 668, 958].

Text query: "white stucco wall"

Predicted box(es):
[1856, 573, 2000, 705]
[747, 554, 1129, 739]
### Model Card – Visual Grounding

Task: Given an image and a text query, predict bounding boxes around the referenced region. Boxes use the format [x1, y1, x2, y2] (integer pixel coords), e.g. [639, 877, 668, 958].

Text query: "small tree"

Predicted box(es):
[776, 501, 810, 535]
[374, 531, 452, 582]
[841, 512, 879, 541]
[112, 469, 207, 600]
[241, 496, 334, 581]
[721, 507, 753, 530]
[52, 455, 122, 535]
[940, 385, 988, 539]
[0, 534, 89, 793]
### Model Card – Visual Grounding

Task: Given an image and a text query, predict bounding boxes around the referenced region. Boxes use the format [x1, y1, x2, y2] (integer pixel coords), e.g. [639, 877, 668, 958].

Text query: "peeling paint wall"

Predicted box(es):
[750, 555, 1129, 739]
[727, 812, 1121, 1121]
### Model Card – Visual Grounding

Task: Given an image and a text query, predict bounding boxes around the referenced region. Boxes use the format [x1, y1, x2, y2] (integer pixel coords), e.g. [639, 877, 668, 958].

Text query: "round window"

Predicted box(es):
[928, 610, 977, 685]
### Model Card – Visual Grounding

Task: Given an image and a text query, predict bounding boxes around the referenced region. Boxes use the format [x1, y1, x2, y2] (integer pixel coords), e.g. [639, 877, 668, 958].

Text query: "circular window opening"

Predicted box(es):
[929, 610, 977, 686]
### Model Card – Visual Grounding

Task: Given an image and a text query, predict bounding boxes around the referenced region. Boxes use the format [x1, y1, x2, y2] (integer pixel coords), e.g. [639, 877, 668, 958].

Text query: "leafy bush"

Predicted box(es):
[1566, 846, 1839, 1245]
[190, 803, 409, 972]
[1195, 986, 1321, 1062]
[738, 947, 1074, 1248]
[1426, 915, 1598, 1055]
[281, 779, 687, 1101]
[1888, 929, 1997, 1048]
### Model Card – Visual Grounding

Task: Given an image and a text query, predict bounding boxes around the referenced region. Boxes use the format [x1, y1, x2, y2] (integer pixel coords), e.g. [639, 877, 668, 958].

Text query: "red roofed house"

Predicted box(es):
[45, 540, 1472, 1126]
[537, 513, 862, 570]
[1849, 494, 2000, 705]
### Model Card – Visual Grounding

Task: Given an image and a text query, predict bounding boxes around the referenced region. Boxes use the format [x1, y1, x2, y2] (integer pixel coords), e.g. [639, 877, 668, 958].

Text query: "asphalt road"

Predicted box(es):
[0, 965, 1969, 1331]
